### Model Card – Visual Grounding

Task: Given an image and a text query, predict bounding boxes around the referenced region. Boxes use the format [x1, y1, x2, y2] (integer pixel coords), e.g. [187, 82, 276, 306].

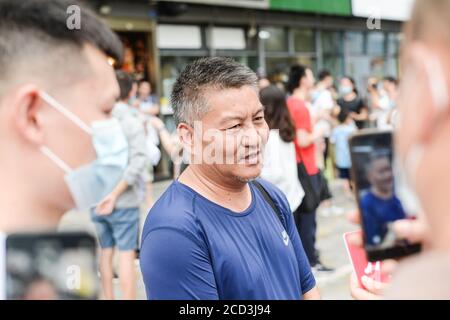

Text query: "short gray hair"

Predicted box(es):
[171, 57, 258, 125]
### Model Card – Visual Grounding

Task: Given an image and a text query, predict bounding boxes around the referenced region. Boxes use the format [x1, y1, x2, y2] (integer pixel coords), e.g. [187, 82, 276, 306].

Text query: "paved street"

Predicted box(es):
[59, 178, 358, 300]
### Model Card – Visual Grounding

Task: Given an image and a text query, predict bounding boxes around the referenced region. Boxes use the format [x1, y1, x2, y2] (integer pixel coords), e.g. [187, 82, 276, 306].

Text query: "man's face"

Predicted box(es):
[303, 69, 315, 90]
[367, 157, 394, 195]
[36, 45, 119, 209]
[324, 76, 334, 89]
[191, 85, 269, 182]
[383, 80, 396, 96]
[340, 78, 353, 90]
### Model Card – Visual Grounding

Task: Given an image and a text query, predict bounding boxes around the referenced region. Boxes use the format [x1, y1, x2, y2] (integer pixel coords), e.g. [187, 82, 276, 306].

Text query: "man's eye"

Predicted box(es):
[228, 124, 241, 130]
[254, 116, 264, 122]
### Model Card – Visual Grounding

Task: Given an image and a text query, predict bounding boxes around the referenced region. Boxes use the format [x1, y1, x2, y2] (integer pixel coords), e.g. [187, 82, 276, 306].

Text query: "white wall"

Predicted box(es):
[351, 0, 415, 21]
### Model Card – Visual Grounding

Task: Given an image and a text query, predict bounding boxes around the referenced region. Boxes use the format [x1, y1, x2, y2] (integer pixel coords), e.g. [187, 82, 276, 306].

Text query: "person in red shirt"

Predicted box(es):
[287, 65, 333, 273]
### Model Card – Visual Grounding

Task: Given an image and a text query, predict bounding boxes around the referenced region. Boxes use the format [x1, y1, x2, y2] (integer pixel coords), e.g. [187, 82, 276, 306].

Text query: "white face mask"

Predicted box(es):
[394, 54, 449, 216]
[38, 91, 129, 211]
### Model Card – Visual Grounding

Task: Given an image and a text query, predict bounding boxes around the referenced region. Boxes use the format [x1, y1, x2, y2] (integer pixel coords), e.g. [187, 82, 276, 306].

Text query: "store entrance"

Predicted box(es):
[117, 31, 170, 180]
[118, 31, 154, 85]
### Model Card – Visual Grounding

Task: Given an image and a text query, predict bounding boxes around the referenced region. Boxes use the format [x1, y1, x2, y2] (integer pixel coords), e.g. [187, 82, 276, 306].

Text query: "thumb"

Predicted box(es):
[393, 219, 428, 243]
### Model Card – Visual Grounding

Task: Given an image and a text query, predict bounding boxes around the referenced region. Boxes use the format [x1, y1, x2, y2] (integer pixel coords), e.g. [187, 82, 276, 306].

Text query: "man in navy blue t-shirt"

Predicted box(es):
[140, 57, 319, 300]
[361, 154, 406, 246]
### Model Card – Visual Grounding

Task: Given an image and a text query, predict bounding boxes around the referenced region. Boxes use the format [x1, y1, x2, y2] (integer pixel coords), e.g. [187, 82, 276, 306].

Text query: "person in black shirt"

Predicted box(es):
[337, 76, 368, 129]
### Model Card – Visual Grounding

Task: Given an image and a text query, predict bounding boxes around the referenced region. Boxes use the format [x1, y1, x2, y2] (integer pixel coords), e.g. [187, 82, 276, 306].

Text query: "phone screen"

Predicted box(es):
[349, 130, 421, 261]
[5, 232, 98, 300]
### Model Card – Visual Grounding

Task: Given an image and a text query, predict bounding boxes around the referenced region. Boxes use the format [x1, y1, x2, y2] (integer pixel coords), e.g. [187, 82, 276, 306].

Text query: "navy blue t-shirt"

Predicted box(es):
[140, 179, 315, 300]
[361, 191, 406, 246]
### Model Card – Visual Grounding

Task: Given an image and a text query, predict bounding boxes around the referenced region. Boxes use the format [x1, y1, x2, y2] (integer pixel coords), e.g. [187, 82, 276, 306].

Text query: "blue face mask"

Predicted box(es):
[38, 91, 129, 211]
[339, 86, 353, 96]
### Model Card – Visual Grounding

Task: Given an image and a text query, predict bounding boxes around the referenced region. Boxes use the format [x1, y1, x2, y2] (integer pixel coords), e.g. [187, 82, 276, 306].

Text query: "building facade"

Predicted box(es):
[91, 0, 411, 178]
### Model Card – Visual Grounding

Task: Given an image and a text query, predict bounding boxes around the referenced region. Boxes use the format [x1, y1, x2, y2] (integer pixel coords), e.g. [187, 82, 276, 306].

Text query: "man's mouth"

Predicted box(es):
[242, 151, 260, 163]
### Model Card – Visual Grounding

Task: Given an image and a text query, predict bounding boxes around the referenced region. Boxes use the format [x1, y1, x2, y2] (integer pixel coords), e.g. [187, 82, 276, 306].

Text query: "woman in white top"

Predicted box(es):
[259, 85, 305, 213]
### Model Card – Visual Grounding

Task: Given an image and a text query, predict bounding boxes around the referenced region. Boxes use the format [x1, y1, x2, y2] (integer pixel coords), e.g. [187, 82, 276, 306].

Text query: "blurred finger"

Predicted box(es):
[347, 230, 363, 248]
[350, 273, 381, 300]
[393, 219, 428, 243]
[347, 211, 360, 224]
[361, 275, 388, 296]
[381, 259, 398, 276]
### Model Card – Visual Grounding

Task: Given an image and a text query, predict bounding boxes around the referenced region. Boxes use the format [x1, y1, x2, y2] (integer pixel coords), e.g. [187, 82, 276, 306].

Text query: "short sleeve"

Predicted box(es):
[140, 227, 219, 300]
[289, 100, 311, 132]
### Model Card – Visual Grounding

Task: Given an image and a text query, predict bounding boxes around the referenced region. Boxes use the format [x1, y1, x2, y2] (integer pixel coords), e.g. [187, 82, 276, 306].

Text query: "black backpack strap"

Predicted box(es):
[251, 180, 287, 230]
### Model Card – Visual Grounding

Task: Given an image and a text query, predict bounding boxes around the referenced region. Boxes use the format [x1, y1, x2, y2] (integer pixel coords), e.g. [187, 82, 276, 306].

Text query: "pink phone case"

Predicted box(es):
[343, 230, 389, 288]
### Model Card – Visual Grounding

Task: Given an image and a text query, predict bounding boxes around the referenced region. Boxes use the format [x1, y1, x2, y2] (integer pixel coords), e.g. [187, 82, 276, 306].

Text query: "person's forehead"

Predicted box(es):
[203, 86, 261, 121]
[88, 67, 119, 103]
[63, 46, 119, 105]
[209, 86, 259, 108]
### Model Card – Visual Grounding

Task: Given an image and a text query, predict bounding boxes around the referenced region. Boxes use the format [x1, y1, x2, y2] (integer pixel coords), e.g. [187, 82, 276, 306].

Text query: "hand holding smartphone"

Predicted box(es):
[0, 232, 98, 300]
[344, 231, 389, 288]
[349, 130, 421, 262]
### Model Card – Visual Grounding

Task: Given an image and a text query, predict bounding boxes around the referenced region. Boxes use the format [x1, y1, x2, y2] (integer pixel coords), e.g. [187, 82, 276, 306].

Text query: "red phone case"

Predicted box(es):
[343, 230, 389, 288]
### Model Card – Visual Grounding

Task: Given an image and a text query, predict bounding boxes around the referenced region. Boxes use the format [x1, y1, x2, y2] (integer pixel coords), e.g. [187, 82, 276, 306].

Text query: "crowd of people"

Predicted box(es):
[0, 0, 449, 301]
[256, 65, 401, 274]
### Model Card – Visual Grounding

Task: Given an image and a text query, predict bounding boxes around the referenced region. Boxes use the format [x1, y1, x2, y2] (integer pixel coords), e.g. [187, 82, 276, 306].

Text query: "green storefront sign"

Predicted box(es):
[270, 0, 352, 16]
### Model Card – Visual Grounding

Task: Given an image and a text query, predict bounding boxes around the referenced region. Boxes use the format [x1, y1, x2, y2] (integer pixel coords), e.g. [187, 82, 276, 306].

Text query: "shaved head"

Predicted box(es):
[0, 0, 123, 96]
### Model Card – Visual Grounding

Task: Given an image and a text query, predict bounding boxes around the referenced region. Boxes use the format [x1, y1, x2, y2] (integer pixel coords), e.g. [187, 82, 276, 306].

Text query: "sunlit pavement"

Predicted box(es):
[315, 179, 358, 300]
[59, 178, 358, 300]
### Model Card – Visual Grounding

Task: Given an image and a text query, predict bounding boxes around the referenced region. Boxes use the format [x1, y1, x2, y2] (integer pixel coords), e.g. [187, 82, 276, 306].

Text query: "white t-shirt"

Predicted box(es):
[311, 89, 334, 137]
[260, 130, 304, 212]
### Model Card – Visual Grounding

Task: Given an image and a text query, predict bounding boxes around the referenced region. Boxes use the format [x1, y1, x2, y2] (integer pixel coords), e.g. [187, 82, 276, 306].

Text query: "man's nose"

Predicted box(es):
[241, 127, 260, 148]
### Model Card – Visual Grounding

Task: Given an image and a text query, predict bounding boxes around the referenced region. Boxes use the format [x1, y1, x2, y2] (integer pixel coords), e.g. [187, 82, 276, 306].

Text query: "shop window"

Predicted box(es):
[157, 25, 202, 49]
[322, 31, 342, 55]
[209, 27, 246, 50]
[119, 32, 150, 82]
[387, 33, 401, 56]
[345, 31, 364, 55]
[266, 56, 316, 86]
[367, 31, 385, 56]
[293, 29, 314, 53]
[321, 31, 343, 78]
[263, 27, 287, 52]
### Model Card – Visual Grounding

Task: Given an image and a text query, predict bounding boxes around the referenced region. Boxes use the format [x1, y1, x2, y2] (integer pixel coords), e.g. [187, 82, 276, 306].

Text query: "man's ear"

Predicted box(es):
[177, 122, 194, 148]
[409, 43, 450, 144]
[178, 122, 197, 162]
[9, 84, 45, 145]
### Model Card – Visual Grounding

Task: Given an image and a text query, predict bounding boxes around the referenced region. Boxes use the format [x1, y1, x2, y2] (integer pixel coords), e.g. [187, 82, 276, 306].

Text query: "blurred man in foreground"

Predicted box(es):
[0, 0, 122, 232]
[350, 0, 450, 299]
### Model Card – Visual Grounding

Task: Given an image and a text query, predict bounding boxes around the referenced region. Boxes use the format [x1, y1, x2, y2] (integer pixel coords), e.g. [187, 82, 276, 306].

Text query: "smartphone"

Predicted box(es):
[343, 231, 389, 287]
[0, 232, 98, 300]
[349, 130, 422, 261]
